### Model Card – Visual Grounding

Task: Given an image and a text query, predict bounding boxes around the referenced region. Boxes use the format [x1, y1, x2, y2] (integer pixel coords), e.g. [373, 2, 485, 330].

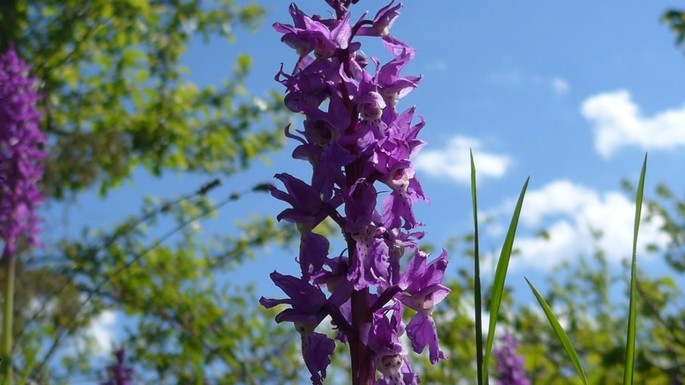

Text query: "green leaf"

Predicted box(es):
[126, 0, 150, 13]
[0, 358, 9, 385]
[525, 277, 589, 385]
[236, 53, 252, 74]
[623, 153, 647, 385]
[470, 150, 484, 385]
[483, 177, 529, 380]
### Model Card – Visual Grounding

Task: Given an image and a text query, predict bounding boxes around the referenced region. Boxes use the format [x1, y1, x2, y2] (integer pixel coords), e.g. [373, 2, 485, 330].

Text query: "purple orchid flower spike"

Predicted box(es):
[102, 348, 135, 385]
[266, 2, 448, 384]
[0, 45, 46, 256]
[494, 333, 531, 385]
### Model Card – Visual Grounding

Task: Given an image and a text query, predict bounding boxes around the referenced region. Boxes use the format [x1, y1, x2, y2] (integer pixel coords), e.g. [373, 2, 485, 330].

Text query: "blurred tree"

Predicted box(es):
[412, 226, 683, 385]
[664, 9, 685, 50]
[0, 0, 304, 384]
[303, 9, 685, 382]
[1, 0, 287, 198]
[514, 244, 681, 385]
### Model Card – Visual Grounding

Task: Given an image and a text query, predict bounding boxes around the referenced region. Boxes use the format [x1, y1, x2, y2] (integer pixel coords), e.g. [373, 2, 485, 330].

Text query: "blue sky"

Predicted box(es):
[55, 0, 685, 360]
[207, 0, 685, 283]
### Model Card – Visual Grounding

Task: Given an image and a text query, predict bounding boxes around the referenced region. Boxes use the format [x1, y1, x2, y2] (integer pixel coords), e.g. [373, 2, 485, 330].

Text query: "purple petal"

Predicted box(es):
[406, 312, 445, 364]
[299, 232, 329, 279]
[302, 332, 335, 385]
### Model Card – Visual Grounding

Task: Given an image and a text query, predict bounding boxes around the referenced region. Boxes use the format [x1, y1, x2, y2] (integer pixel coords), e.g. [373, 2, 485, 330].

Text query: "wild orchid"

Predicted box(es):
[0, 45, 45, 257]
[494, 333, 530, 385]
[0, 43, 46, 381]
[260, 2, 448, 384]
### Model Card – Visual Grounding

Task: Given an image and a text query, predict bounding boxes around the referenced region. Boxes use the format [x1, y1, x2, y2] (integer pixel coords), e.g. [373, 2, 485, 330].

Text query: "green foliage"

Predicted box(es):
[664, 10, 685, 48]
[484, 177, 529, 383]
[469, 151, 530, 385]
[0, 0, 288, 199]
[640, 181, 685, 272]
[422, 155, 683, 385]
[541, 155, 647, 385]
[623, 154, 647, 385]
[525, 277, 589, 385]
[0, 1, 302, 384]
[469, 151, 485, 385]
[17, 182, 302, 384]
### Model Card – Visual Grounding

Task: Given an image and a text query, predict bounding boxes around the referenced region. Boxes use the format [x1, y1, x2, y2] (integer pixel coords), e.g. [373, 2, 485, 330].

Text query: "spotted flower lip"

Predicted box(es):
[264, 1, 448, 383]
[399, 250, 449, 364]
[366, 301, 405, 358]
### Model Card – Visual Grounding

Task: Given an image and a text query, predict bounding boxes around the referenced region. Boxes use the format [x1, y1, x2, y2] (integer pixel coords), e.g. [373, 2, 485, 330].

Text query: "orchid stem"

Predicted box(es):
[2, 247, 15, 384]
[351, 288, 373, 385]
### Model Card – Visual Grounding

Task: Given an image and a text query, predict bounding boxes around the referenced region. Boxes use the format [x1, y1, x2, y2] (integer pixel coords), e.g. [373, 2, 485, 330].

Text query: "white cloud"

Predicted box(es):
[489, 70, 570, 96]
[487, 180, 667, 271]
[518, 180, 598, 227]
[414, 136, 512, 184]
[489, 70, 524, 87]
[427, 60, 448, 71]
[551, 77, 570, 95]
[87, 310, 117, 352]
[581, 90, 685, 158]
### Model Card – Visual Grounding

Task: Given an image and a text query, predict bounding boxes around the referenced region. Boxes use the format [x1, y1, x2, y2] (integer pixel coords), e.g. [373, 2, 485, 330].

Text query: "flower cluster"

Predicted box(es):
[494, 333, 531, 385]
[102, 348, 135, 385]
[260, 2, 449, 384]
[0, 45, 45, 256]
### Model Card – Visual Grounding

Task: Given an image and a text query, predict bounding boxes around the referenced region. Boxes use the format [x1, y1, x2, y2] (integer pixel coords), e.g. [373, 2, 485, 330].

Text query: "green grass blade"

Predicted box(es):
[483, 177, 529, 379]
[470, 150, 485, 385]
[525, 277, 589, 385]
[0, 358, 8, 385]
[623, 153, 647, 385]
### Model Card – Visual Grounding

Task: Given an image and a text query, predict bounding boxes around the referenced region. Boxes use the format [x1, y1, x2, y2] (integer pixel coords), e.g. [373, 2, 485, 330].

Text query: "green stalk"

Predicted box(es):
[483, 177, 529, 380]
[2, 247, 15, 384]
[623, 153, 647, 385]
[469, 151, 485, 385]
[525, 277, 588, 385]
[350, 287, 373, 385]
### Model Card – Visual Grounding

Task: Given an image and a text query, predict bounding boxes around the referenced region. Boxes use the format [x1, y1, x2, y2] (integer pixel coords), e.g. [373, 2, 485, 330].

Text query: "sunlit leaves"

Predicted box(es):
[1, 1, 299, 383]
[664, 10, 685, 47]
[5, 0, 288, 199]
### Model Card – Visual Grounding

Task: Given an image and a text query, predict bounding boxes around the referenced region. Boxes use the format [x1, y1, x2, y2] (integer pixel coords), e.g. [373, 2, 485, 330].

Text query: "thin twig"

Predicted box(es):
[31, 181, 269, 377]
[16, 179, 222, 356]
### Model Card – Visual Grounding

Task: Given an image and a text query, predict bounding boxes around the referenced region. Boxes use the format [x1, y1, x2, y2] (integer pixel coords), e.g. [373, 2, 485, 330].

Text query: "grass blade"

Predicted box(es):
[470, 150, 484, 385]
[623, 153, 647, 385]
[525, 277, 589, 385]
[483, 177, 529, 379]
